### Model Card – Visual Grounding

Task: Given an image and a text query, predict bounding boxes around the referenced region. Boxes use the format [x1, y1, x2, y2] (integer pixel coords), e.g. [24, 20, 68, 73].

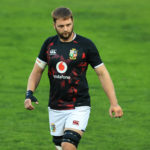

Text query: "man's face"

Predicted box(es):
[54, 18, 74, 41]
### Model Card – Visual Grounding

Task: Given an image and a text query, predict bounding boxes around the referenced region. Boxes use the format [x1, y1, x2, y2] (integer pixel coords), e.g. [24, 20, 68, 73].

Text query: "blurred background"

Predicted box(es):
[0, 0, 150, 149]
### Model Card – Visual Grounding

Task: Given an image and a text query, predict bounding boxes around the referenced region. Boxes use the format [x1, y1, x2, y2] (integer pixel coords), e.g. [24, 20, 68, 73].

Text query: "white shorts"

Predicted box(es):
[48, 106, 91, 136]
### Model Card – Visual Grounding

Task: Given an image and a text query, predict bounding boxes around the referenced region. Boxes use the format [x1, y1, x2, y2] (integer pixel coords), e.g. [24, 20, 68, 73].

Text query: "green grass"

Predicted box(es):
[0, 0, 150, 149]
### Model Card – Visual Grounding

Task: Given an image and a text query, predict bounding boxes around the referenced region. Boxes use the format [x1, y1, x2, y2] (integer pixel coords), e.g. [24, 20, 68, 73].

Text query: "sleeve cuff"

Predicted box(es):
[94, 63, 104, 69]
[36, 57, 47, 69]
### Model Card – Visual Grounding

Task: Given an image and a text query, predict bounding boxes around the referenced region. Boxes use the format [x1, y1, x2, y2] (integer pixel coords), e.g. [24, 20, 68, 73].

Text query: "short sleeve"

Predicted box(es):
[87, 40, 103, 68]
[38, 38, 49, 63]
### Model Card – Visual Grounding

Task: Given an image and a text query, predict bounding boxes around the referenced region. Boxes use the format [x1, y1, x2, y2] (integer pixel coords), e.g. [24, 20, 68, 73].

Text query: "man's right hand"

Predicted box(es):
[24, 90, 39, 110]
[24, 99, 38, 110]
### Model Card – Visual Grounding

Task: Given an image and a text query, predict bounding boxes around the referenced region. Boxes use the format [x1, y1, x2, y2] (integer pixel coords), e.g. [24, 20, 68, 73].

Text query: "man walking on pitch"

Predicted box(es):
[24, 7, 123, 150]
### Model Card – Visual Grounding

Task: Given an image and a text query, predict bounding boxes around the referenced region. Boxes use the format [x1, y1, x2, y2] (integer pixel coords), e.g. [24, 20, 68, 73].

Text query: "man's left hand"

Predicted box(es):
[109, 105, 123, 118]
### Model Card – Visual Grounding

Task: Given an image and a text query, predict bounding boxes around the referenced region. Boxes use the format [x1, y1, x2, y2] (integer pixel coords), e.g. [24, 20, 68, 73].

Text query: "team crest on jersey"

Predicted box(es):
[69, 48, 78, 60]
[51, 123, 56, 132]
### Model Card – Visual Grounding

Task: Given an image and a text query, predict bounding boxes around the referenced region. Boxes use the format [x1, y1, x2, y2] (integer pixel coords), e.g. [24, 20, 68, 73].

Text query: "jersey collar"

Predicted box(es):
[72, 33, 76, 41]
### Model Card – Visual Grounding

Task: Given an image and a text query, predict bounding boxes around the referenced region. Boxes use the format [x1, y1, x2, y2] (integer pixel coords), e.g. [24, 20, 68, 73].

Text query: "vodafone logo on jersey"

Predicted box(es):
[56, 61, 67, 74]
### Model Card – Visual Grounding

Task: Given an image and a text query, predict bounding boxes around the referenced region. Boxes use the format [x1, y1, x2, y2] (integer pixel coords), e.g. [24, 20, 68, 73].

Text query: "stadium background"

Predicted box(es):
[0, 0, 150, 149]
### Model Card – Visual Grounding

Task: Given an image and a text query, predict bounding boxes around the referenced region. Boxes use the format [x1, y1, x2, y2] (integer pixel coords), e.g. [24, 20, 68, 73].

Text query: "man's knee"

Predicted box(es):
[62, 130, 81, 148]
[61, 142, 76, 150]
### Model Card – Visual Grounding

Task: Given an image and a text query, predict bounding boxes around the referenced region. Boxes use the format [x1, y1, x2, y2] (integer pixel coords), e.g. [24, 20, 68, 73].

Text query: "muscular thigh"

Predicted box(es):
[65, 106, 91, 132]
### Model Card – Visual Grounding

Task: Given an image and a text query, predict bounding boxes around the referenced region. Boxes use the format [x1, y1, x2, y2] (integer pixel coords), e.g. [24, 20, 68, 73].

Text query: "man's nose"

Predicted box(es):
[64, 26, 68, 31]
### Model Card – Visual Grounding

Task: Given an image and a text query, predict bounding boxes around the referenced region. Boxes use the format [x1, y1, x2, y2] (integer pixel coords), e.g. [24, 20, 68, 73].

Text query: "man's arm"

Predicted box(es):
[24, 63, 44, 110]
[94, 64, 123, 118]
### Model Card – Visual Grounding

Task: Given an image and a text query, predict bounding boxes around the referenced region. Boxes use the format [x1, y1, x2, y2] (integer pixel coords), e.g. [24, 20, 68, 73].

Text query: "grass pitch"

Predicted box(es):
[0, 0, 150, 150]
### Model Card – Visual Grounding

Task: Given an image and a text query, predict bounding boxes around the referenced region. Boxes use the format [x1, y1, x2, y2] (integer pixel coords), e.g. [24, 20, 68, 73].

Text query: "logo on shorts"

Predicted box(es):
[51, 123, 56, 132]
[73, 120, 79, 126]
[56, 61, 67, 74]
[69, 48, 78, 60]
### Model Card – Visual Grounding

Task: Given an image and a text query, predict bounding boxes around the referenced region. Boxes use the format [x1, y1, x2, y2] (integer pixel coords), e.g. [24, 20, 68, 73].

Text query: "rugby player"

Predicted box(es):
[24, 7, 123, 150]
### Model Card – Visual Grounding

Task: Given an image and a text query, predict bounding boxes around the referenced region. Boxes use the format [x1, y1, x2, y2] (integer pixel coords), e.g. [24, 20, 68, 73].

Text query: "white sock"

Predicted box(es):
[56, 145, 62, 150]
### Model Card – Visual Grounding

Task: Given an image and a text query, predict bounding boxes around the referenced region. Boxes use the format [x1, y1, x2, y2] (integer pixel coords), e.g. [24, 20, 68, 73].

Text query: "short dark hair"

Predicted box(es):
[51, 7, 73, 22]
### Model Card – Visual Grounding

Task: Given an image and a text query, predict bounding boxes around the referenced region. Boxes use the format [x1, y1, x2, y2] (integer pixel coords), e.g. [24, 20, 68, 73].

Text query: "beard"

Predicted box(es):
[56, 28, 73, 41]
